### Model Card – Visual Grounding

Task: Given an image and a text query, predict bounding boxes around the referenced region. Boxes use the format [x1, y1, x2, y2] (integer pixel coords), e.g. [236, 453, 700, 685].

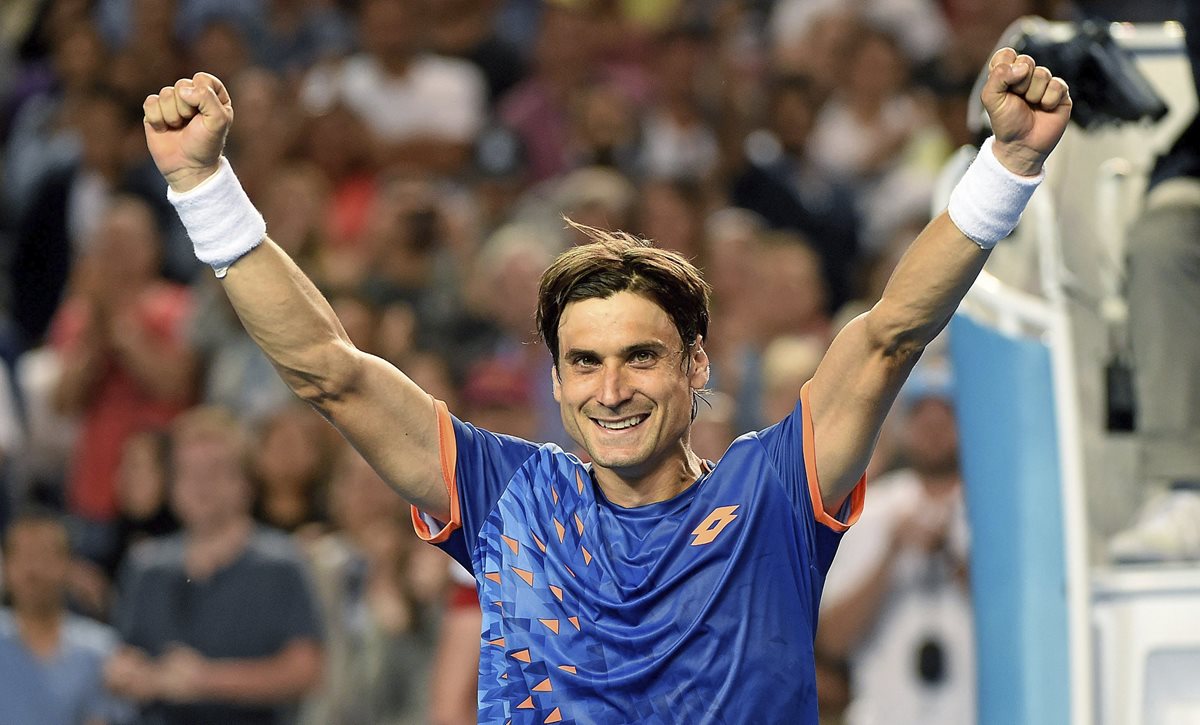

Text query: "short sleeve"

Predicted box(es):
[410, 399, 540, 573]
[757, 381, 866, 534]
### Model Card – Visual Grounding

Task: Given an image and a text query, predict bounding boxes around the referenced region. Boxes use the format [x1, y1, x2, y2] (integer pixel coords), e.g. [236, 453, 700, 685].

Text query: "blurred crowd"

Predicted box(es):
[0, 0, 1139, 724]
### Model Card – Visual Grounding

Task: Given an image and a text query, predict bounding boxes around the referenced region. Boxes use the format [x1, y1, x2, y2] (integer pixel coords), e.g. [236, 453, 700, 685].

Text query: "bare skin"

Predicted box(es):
[140, 47, 1069, 519]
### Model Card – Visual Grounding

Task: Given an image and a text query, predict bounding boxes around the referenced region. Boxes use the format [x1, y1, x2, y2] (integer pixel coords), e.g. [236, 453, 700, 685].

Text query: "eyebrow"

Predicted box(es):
[563, 340, 672, 359]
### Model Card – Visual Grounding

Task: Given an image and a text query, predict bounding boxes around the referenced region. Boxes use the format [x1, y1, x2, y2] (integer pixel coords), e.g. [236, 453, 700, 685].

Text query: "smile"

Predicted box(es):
[592, 414, 648, 431]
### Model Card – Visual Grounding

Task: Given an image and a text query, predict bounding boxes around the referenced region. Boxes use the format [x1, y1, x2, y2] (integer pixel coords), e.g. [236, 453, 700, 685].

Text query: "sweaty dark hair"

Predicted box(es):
[536, 219, 711, 367]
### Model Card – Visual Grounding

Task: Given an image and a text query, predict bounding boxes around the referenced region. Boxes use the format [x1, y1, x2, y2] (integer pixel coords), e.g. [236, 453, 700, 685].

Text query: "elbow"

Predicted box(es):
[284, 341, 363, 411]
[860, 304, 927, 368]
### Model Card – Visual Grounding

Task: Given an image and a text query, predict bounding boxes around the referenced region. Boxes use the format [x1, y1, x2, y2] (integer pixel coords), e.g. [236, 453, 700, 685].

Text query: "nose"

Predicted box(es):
[596, 362, 632, 409]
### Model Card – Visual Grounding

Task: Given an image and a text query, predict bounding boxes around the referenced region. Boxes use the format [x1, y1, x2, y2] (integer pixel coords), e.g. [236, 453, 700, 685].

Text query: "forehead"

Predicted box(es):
[557, 291, 681, 353]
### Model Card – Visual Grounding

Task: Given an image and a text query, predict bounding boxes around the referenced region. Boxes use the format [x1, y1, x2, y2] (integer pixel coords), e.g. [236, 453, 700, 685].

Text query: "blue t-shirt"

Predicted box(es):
[0, 609, 132, 725]
[413, 382, 865, 724]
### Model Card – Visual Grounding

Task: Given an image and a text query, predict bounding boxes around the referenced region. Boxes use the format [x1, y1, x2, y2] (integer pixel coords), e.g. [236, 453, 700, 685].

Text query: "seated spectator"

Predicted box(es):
[300, 0, 487, 176]
[49, 196, 195, 566]
[105, 406, 323, 725]
[0, 508, 131, 725]
[730, 74, 860, 310]
[302, 447, 445, 725]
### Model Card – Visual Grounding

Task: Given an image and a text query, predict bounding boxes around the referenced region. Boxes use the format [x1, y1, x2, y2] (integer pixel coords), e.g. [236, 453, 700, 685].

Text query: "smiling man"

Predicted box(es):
[142, 45, 1071, 723]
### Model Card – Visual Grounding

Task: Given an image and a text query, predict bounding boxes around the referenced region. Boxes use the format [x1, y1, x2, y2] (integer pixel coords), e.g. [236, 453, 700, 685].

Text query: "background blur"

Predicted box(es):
[0, 1, 1187, 724]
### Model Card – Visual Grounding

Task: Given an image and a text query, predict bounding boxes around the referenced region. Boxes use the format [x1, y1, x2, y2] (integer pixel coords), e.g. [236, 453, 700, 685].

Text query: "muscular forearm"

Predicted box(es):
[219, 238, 358, 401]
[864, 213, 990, 357]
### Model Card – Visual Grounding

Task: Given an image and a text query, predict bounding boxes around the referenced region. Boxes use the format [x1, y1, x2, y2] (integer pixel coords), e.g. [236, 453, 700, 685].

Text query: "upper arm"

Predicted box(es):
[807, 312, 917, 511]
[311, 349, 450, 519]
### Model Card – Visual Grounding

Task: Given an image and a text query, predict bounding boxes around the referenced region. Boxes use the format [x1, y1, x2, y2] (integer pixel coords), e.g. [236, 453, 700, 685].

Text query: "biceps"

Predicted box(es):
[808, 315, 917, 497]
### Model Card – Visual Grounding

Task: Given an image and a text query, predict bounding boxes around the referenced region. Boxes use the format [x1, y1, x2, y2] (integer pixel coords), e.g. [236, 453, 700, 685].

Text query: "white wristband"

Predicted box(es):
[166, 157, 266, 277]
[947, 136, 1043, 249]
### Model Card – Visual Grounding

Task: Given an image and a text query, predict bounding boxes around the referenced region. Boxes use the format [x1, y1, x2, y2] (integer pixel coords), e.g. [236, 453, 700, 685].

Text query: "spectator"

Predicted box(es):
[731, 74, 861, 310]
[300, 0, 488, 175]
[106, 406, 323, 725]
[818, 360, 974, 725]
[302, 447, 444, 725]
[0, 508, 131, 725]
[250, 403, 333, 535]
[49, 196, 195, 565]
[11, 85, 172, 350]
[427, 0, 528, 104]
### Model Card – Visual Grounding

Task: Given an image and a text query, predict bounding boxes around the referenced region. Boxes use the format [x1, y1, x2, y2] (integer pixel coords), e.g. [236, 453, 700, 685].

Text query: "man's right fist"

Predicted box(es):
[143, 73, 233, 193]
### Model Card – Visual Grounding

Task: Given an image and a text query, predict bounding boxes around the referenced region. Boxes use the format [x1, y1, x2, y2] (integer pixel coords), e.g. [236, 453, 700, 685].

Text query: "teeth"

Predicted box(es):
[596, 415, 646, 430]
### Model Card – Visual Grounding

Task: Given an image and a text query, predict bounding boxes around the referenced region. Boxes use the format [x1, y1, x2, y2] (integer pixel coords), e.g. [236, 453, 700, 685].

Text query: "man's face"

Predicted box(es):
[170, 438, 250, 532]
[3, 521, 70, 613]
[553, 291, 708, 480]
[905, 398, 959, 477]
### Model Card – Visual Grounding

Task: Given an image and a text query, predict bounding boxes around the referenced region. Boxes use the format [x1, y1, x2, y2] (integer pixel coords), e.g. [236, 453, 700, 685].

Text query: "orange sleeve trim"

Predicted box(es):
[410, 397, 463, 544]
[800, 381, 866, 533]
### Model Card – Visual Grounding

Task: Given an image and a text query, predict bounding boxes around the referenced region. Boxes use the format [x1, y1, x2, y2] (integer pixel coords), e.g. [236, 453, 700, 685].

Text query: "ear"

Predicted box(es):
[688, 337, 710, 390]
[551, 364, 562, 403]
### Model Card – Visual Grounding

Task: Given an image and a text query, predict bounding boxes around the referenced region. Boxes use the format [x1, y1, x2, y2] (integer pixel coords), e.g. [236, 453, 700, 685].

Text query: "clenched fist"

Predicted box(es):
[982, 47, 1073, 177]
[143, 73, 234, 193]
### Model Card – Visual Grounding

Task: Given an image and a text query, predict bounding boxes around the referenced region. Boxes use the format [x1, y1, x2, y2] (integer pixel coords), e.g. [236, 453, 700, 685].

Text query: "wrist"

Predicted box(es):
[991, 140, 1047, 178]
[946, 136, 1044, 249]
[167, 157, 266, 276]
[165, 164, 222, 194]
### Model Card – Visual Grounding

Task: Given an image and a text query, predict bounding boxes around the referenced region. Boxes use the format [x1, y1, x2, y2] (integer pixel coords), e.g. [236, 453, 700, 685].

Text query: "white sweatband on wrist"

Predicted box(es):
[947, 136, 1043, 249]
[166, 156, 266, 278]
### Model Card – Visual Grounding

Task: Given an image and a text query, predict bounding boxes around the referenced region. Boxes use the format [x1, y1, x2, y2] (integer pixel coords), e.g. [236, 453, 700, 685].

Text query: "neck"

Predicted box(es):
[592, 444, 704, 508]
[185, 517, 252, 579]
[15, 608, 63, 659]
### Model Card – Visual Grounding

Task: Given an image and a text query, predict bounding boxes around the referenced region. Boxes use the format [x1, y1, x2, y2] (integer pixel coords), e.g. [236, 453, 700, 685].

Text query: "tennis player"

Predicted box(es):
[143, 47, 1070, 723]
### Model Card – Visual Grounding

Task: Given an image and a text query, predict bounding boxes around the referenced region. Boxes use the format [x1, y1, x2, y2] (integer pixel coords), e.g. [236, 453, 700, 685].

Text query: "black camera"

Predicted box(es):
[972, 17, 1170, 132]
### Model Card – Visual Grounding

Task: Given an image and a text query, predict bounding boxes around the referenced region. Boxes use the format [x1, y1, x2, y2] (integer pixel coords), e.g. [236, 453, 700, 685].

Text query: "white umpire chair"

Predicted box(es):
[939, 18, 1200, 725]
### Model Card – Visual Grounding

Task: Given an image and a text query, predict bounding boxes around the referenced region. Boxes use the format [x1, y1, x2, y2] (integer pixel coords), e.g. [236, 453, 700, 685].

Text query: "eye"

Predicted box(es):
[570, 354, 600, 369]
[629, 349, 658, 366]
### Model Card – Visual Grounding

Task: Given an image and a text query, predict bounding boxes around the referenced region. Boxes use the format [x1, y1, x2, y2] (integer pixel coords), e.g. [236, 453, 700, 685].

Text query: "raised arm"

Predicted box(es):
[807, 48, 1072, 512]
[142, 73, 449, 519]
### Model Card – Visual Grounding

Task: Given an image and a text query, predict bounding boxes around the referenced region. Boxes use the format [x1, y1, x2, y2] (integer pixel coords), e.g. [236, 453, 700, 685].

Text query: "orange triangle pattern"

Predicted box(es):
[512, 567, 534, 586]
[576, 472, 585, 494]
[545, 708, 563, 723]
[554, 518, 566, 543]
[501, 535, 520, 555]
[488, 637, 506, 647]
[485, 571, 501, 584]
[558, 665, 577, 674]
[517, 696, 534, 709]
[573, 513, 584, 535]
[581, 546, 592, 565]
[532, 532, 547, 552]
[568, 616, 580, 630]
[511, 649, 531, 663]
[539, 618, 560, 634]
[549, 585, 564, 601]
[493, 601, 504, 610]
[552, 487, 559, 505]
[564, 565, 575, 578]
[532, 677, 553, 692]
[501, 672, 509, 680]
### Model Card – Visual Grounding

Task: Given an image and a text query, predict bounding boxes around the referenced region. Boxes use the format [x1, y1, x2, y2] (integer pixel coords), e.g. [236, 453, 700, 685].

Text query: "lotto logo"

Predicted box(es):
[690, 505, 740, 546]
